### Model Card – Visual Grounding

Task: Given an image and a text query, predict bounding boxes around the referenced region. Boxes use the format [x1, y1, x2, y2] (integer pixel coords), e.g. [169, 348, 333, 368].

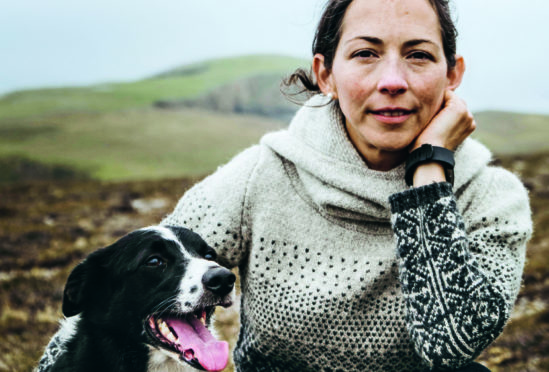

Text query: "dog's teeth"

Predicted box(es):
[159, 320, 170, 335]
[166, 331, 178, 343]
[156, 319, 178, 342]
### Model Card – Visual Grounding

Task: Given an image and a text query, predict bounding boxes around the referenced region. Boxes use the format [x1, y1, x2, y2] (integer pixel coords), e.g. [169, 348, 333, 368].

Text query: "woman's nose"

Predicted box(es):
[376, 60, 408, 95]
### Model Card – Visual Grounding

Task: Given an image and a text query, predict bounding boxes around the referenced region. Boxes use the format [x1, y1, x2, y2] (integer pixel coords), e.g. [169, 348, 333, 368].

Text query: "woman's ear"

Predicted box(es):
[447, 55, 465, 91]
[313, 53, 337, 98]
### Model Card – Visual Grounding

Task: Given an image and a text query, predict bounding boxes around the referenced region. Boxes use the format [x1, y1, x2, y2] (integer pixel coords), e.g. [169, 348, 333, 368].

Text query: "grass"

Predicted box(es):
[0, 107, 285, 181]
[0, 54, 302, 183]
[1, 152, 548, 371]
[472, 111, 549, 155]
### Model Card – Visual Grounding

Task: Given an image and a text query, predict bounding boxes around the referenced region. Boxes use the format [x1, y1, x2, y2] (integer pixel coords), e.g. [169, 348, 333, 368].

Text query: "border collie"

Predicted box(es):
[38, 226, 236, 372]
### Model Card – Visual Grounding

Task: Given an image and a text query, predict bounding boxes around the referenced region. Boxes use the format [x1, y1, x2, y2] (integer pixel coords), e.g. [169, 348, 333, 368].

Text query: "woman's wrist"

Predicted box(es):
[412, 162, 447, 187]
[405, 144, 455, 186]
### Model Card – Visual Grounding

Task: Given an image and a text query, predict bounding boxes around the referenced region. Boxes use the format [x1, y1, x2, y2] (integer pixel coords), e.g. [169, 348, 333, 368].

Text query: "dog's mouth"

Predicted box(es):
[145, 308, 228, 372]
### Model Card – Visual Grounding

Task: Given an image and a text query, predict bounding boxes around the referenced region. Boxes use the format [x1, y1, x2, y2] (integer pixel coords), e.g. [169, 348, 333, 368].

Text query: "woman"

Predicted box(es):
[161, 0, 531, 370]
[38, 0, 531, 371]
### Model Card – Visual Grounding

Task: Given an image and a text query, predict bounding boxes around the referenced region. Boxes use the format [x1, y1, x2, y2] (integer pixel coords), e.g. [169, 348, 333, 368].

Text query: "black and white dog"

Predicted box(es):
[38, 226, 235, 372]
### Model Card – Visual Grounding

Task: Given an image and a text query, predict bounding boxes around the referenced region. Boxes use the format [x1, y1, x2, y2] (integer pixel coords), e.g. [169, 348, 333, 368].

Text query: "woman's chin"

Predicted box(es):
[370, 138, 415, 154]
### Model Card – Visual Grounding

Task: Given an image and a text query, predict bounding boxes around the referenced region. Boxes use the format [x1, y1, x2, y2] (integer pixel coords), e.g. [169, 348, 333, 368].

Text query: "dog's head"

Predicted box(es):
[62, 225, 235, 372]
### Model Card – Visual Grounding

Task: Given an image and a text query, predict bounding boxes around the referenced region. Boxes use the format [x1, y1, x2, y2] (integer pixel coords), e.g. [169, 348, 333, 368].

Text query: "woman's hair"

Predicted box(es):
[283, 0, 458, 97]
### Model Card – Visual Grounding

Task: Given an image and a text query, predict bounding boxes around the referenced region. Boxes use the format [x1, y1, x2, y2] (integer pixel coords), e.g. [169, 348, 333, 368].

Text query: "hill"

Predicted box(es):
[154, 72, 302, 123]
[0, 54, 307, 119]
[0, 55, 305, 182]
[472, 111, 549, 155]
[1, 54, 549, 184]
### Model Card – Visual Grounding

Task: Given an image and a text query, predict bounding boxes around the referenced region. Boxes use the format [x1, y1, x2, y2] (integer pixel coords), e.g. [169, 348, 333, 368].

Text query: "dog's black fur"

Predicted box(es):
[45, 226, 235, 372]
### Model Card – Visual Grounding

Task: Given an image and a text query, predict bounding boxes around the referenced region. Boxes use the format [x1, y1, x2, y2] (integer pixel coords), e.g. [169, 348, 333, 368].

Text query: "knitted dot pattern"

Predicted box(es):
[232, 236, 426, 372]
[161, 181, 247, 268]
[390, 189, 529, 369]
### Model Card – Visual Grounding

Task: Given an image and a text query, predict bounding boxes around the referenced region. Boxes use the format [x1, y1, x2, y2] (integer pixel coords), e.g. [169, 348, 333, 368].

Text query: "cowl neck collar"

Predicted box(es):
[261, 95, 492, 222]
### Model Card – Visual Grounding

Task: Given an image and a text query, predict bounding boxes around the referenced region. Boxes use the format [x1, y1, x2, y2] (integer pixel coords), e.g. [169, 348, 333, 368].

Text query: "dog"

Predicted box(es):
[38, 226, 236, 372]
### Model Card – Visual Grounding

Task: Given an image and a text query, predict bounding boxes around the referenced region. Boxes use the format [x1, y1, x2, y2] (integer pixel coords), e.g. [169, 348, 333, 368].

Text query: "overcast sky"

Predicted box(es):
[1, 0, 548, 114]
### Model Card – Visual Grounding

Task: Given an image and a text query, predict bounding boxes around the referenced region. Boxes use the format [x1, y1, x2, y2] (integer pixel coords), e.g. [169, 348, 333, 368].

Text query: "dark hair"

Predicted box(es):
[283, 0, 458, 96]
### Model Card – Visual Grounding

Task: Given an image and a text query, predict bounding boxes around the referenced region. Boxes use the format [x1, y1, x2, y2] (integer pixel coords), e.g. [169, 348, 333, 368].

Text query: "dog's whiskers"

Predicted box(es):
[151, 295, 179, 316]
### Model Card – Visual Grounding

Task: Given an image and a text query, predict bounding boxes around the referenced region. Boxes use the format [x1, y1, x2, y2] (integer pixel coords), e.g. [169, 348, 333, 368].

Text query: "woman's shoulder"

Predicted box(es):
[471, 158, 528, 199]
[457, 154, 531, 226]
[455, 138, 527, 196]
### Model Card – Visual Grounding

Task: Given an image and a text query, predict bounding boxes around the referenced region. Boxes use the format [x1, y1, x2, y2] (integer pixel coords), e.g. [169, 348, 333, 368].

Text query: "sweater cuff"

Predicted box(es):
[389, 182, 453, 214]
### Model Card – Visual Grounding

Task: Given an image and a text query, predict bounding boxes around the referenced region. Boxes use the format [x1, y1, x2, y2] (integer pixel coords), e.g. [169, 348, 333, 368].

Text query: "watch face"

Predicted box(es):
[421, 144, 434, 159]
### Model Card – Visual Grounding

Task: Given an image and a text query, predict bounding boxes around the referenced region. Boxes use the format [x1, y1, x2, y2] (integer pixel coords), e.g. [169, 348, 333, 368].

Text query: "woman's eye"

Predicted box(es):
[353, 50, 377, 59]
[145, 256, 165, 267]
[408, 51, 433, 61]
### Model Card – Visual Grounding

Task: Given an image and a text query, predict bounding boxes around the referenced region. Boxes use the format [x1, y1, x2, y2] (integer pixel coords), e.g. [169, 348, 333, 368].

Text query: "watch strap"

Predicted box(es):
[405, 144, 455, 186]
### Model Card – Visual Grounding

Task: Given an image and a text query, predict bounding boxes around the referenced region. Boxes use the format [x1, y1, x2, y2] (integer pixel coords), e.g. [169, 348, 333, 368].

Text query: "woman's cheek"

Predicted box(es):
[414, 77, 447, 124]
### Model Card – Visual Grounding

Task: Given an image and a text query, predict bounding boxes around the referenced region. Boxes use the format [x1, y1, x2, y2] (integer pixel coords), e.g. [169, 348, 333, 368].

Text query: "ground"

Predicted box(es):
[0, 154, 547, 372]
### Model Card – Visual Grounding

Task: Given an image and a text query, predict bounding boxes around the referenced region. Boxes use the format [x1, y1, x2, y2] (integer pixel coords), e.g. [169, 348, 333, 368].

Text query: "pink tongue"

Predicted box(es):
[165, 315, 229, 372]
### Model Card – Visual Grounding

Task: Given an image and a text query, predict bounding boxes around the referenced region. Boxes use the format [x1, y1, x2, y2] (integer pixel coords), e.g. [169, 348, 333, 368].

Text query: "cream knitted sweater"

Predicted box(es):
[37, 96, 532, 372]
[161, 96, 532, 371]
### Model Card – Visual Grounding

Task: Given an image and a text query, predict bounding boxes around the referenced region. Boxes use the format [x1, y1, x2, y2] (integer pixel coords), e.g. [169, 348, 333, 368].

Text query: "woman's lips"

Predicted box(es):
[369, 108, 415, 124]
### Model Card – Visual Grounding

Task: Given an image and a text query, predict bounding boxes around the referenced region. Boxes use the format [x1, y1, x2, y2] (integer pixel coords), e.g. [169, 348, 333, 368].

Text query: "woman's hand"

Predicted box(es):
[410, 90, 476, 187]
[411, 89, 476, 151]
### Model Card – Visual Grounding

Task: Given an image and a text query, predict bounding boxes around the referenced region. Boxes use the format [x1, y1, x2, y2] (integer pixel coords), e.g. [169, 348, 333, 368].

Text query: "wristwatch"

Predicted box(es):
[405, 144, 455, 186]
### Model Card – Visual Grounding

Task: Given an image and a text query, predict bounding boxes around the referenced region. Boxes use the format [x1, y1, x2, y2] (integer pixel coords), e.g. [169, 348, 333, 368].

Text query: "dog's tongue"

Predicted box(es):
[165, 315, 229, 372]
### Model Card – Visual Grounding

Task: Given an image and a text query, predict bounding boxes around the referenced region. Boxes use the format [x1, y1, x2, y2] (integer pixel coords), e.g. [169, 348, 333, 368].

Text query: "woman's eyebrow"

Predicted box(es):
[346, 37, 437, 48]
[403, 39, 436, 48]
[346, 36, 383, 45]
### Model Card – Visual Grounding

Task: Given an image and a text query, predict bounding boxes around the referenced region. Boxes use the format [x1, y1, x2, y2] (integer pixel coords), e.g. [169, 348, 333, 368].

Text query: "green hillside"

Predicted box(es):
[0, 55, 304, 182]
[156, 72, 302, 123]
[0, 55, 307, 119]
[472, 111, 549, 155]
[0, 108, 285, 182]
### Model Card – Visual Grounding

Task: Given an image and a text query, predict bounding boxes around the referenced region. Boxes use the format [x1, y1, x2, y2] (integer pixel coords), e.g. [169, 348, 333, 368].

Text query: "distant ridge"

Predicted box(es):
[1, 54, 548, 183]
[0, 54, 308, 119]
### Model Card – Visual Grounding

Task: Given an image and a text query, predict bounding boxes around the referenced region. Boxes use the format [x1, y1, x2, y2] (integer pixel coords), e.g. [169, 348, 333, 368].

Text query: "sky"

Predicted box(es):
[1, 0, 548, 114]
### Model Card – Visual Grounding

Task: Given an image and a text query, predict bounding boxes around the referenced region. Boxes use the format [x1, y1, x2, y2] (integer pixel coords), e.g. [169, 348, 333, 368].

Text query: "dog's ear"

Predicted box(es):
[62, 246, 114, 317]
[62, 260, 88, 317]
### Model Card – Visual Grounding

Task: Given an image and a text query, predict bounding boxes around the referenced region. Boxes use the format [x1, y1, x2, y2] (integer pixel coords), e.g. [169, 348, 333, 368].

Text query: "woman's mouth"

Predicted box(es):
[369, 108, 415, 124]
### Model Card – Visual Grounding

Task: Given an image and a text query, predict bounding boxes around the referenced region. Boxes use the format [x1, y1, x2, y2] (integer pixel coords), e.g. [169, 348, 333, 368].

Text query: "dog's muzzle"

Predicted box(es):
[145, 266, 236, 372]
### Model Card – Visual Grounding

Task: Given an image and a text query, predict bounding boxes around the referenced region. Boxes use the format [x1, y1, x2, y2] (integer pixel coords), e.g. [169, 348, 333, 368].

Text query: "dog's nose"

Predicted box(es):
[202, 267, 236, 296]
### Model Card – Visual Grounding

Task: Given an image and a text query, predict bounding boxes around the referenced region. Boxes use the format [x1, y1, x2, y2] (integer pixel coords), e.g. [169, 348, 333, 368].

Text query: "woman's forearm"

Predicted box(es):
[389, 183, 510, 369]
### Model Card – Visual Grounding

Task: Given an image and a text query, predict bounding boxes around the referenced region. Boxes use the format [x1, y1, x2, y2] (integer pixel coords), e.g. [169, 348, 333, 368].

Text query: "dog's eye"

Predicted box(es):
[145, 256, 165, 267]
[204, 250, 217, 261]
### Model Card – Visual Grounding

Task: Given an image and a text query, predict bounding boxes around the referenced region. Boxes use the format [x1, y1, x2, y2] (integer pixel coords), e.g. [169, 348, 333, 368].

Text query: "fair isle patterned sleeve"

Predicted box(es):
[389, 177, 531, 370]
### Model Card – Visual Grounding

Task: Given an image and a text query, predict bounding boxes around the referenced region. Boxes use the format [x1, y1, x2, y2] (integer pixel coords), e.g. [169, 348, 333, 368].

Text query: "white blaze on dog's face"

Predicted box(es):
[142, 226, 235, 372]
[153, 226, 232, 313]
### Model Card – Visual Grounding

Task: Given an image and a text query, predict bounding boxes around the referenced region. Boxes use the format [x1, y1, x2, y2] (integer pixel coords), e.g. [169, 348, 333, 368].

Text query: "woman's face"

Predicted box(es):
[316, 0, 463, 161]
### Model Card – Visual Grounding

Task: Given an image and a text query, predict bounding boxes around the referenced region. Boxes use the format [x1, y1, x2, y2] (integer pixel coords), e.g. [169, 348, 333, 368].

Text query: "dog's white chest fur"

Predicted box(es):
[147, 347, 195, 372]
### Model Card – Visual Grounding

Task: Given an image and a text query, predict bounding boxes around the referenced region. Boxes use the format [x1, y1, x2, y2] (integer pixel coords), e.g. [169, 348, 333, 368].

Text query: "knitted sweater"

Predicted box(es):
[161, 96, 532, 371]
[36, 97, 532, 372]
